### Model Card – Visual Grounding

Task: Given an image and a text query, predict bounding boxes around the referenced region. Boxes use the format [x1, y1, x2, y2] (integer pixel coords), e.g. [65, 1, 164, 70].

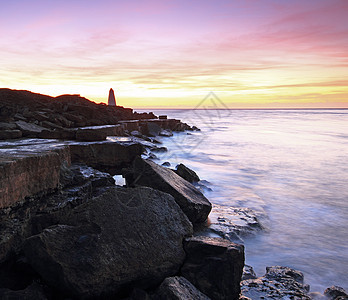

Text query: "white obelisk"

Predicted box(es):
[108, 88, 116, 106]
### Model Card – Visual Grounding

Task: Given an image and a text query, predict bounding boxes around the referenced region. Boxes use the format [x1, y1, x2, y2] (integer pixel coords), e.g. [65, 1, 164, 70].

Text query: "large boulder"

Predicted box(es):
[23, 186, 193, 299]
[181, 236, 244, 300]
[153, 276, 211, 300]
[126, 157, 211, 224]
[241, 266, 311, 300]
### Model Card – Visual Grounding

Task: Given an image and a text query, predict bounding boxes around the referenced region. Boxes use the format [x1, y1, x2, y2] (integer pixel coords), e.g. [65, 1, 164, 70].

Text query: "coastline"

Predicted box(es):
[0, 89, 347, 299]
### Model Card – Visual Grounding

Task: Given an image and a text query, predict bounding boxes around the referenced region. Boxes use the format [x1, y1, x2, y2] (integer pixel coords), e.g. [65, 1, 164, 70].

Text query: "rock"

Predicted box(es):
[0, 123, 17, 130]
[175, 164, 200, 183]
[151, 146, 168, 153]
[146, 122, 162, 137]
[202, 205, 264, 243]
[153, 276, 211, 300]
[159, 115, 167, 120]
[159, 129, 173, 137]
[324, 286, 348, 299]
[108, 88, 116, 106]
[130, 130, 143, 138]
[0, 130, 22, 140]
[147, 153, 159, 160]
[126, 157, 211, 224]
[0, 144, 71, 209]
[162, 162, 171, 167]
[75, 128, 107, 141]
[242, 265, 257, 280]
[0, 282, 47, 300]
[23, 186, 193, 299]
[241, 266, 311, 300]
[192, 126, 200, 131]
[181, 236, 244, 300]
[127, 288, 151, 300]
[69, 140, 143, 175]
[15, 120, 46, 137]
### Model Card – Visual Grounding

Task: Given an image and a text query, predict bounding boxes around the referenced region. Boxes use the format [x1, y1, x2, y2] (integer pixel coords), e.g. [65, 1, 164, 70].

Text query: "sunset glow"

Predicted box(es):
[1, 0, 347, 108]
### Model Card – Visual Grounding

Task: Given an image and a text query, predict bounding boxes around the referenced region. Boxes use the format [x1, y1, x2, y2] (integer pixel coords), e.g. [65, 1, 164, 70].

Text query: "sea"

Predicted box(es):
[143, 108, 348, 293]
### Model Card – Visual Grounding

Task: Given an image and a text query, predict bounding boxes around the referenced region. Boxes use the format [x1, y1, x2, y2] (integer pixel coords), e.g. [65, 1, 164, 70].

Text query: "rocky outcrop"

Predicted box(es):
[125, 157, 212, 224]
[153, 276, 211, 300]
[175, 163, 200, 183]
[69, 140, 143, 175]
[0, 88, 155, 135]
[181, 236, 244, 300]
[23, 186, 193, 298]
[240, 266, 311, 300]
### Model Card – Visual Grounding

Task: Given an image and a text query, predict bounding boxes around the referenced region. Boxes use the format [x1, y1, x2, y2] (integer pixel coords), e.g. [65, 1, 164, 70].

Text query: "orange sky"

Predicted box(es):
[1, 0, 347, 109]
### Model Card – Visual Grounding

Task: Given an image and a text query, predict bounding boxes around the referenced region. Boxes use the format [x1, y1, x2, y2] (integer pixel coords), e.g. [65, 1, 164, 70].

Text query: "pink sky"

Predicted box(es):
[0, 0, 347, 108]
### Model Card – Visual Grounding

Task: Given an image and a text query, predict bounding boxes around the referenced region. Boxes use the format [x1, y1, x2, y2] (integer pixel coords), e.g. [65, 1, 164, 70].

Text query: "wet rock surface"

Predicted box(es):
[181, 236, 244, 300]
[153, 276, 211, 300]
[240, 266, 311, 300]
[125, 157, 212, 224]
[198, 204, 264, 243]
[23, 186, 193, 298]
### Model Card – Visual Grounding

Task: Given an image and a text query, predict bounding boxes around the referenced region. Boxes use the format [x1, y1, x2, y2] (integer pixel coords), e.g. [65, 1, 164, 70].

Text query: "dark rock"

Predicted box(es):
[15, 121, 46, 137]
[242, 265, 257, 280]
[159, 115, 167, 120]
[147, 153, 159, 160]
[0, 123, 17, 130]
[153, 276, 211, 300]
[69, 140, 143, 175]
[241, 266, 311, 300]
[159, 129, 173, 137]
[127, 288, 151, 300]
[146, 122, 162, 137]
[192, 126, 200, 131]
[181, 236, 244, 300]
[175, 163, 200, 183]
[0, 130, 22, 140]
[0, 282, 47, 300]
[162, 162, 171, 167]
[75, 128, 107, 141]
[127, 157, 211, 224]
[150, 146, 168, 153]
[23, 186, 192, 299]
[324, 286, 348, 299]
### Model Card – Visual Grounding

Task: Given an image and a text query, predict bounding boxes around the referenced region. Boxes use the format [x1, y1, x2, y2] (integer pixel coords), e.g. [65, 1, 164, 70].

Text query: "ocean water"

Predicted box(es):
[145, 109, 348, 293]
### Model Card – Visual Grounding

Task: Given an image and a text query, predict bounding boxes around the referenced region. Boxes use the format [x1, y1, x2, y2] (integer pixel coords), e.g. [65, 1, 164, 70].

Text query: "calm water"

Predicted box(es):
[145, 109, 348, 293]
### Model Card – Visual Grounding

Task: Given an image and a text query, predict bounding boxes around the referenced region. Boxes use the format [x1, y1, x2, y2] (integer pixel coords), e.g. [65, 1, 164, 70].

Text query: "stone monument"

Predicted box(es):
[108, 88, 116, 106]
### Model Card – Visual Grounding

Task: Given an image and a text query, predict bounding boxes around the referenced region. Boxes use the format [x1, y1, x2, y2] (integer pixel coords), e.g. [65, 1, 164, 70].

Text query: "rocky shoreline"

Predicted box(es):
[0, 89, 347, 299]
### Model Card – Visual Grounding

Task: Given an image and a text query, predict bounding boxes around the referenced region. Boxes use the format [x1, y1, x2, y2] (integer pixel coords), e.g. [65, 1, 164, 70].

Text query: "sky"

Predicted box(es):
[1, 0, 347, 109]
